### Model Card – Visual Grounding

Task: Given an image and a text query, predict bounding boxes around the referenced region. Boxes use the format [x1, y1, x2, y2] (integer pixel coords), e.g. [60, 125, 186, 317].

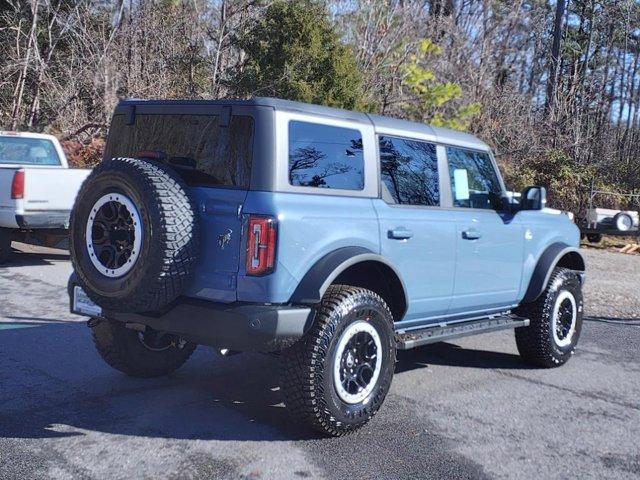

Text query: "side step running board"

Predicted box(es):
[396, 315, 530, 350]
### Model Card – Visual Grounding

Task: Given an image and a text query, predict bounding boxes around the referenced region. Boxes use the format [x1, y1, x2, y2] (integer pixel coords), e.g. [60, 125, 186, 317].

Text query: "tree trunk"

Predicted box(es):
[10, 0, 39, 130]
[544, 0, 566, 117]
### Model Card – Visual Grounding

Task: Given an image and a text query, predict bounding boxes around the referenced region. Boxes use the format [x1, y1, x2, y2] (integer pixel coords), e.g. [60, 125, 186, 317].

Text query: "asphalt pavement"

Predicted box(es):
[0, 245, 638, 479]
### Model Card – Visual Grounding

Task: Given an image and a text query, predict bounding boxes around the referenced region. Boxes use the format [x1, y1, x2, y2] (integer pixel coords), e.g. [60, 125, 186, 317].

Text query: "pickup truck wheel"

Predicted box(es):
[514, 267, 583, 368]
[280, 285, 396, 437]
[586, 233, 602, 243]
[0, 228, 12, 263]
[91, 318, 196, 377]
[69, 158, 198, 313]
[613, 212, 633, 232]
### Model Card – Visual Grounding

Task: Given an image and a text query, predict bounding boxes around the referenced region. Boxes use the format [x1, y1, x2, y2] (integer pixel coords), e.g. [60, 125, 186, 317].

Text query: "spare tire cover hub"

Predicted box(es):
[86, 193, 143, 278]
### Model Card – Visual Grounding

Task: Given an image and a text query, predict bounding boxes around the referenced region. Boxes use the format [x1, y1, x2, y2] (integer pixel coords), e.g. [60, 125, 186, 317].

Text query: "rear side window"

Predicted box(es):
[288, 121, 364, 190]
[0, 137, 60, 166]
[105, 114, 254, 188]
[447, 147, 502, 210]
[379, 136, 439, 206]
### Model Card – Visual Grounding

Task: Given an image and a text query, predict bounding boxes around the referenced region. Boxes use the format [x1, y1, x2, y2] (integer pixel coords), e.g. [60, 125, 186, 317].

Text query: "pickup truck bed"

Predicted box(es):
[0, 132, 91, 259]
[0, 166, 91, 229]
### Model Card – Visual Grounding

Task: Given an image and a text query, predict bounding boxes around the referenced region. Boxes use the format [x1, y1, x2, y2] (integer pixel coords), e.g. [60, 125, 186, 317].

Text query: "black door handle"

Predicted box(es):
[389, 228, 413, 240]
[462, 229, 482, 240]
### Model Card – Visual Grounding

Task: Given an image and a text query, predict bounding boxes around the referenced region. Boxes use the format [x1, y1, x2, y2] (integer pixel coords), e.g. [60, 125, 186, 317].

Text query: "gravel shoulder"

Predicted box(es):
[0, 246, 638, 479]
[582, 248, 640, 319]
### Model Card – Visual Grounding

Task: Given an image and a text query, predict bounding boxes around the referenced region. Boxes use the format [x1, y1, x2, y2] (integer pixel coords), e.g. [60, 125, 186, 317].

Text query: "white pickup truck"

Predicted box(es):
[0, 131, 91, 262]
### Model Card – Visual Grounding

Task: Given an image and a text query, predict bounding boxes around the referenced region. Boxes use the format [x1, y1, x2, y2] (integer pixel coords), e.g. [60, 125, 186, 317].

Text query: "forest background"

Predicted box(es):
[2, 0, 640, 214]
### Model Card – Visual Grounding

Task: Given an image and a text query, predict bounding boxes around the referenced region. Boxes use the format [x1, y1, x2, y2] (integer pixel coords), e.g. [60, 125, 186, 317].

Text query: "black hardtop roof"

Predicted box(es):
[117, 97, 489, 150]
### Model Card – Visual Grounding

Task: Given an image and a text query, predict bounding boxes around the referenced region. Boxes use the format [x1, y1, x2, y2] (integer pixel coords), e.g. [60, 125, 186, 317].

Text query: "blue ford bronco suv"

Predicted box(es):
[68, 98, 585, 436]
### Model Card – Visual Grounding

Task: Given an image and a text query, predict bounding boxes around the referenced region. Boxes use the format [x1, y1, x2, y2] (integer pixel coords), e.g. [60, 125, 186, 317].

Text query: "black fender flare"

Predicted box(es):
[290, 246, 408, 307]
[522, 242, 585, 303]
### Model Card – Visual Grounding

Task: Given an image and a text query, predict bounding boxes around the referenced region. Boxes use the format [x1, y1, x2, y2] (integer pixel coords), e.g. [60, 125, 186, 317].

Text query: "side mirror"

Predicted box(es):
[520, 186, 547, 210]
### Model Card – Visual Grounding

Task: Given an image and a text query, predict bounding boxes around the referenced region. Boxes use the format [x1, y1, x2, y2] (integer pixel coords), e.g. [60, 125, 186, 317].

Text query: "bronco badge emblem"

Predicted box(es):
[218, 228, 233, 249]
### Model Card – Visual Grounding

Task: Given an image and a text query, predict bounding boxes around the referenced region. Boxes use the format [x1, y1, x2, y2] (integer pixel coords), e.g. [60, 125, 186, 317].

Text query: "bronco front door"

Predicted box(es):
[445, 146, 524, 315]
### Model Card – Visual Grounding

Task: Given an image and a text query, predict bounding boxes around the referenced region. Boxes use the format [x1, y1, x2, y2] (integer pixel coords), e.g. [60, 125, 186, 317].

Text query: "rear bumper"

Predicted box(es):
[109, 299, 313, 352]
[16, 210, 70, 229]
[68, 276, 314, 352]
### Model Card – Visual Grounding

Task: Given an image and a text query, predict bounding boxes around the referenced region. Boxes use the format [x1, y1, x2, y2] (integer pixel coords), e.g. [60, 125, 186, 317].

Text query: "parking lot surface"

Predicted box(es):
[0, 245, 638, 479]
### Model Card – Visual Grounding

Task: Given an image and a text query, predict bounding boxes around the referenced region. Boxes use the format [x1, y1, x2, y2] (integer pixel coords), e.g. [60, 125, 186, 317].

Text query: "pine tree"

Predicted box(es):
[231, 0, 363, 109]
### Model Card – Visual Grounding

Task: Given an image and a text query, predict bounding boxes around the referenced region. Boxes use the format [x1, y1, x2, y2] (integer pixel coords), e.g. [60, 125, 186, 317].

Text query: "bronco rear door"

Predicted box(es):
[374, 135, 457, 324]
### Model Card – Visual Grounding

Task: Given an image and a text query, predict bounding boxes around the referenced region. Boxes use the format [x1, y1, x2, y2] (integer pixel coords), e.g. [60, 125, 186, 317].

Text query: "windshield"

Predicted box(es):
[0, 136, 61, 166]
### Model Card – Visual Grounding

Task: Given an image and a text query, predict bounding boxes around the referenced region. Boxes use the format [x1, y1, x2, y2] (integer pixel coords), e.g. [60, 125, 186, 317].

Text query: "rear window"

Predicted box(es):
[0, 137, 61, 166]
[288, 121, 364, 190]
[105, 114, 254, 188]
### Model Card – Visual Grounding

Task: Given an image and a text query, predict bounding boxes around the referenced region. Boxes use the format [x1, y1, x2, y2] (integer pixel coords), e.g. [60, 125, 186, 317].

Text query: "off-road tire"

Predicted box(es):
[69, 158, 198, 313]
[91, 318, 196, 377]
[280, 285, 396, 437]
[515, 267, 583, 367]
[0, 228, 12, 263]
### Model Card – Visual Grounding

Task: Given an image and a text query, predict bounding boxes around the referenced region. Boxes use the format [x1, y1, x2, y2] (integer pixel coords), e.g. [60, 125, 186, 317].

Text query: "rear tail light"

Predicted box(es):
[246, 215, 277, 276]
[11, 170, 24, 199]
[137, 150, 166, 160]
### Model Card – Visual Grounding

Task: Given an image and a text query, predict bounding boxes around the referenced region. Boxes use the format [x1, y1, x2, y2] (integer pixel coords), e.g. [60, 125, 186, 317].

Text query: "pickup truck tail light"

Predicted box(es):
[246, 215, 277, 276]
[11, 170, 24, 199]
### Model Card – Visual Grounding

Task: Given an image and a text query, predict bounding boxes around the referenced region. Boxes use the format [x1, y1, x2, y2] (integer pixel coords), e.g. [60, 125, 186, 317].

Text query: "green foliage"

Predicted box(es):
[231, 0, 363, 109]
[403, 38, 480, 131]
[518, 150, 596, 213]
[161, 0, 181, 9]
[431, 103, 482, 130]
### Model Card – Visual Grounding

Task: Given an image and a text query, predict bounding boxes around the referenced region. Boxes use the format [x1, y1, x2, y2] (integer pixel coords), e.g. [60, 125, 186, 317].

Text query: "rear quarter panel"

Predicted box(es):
[516, 208, 581, 301]
[237, 191, 380, 303]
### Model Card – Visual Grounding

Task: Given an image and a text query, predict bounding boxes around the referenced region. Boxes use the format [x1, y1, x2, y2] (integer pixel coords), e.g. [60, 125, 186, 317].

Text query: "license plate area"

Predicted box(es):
[72, 286, 102, 317]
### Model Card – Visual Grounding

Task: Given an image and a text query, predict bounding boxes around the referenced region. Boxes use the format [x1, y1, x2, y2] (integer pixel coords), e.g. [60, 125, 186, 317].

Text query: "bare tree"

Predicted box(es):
[545, 0, 566, 116]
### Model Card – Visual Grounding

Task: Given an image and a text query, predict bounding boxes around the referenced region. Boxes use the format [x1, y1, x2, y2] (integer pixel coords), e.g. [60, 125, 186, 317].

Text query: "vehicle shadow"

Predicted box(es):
[1, 247, 70, 268]
[0, 321, 531, 443]
[396, 341, 534, 373]
[0, 321, 314, 442]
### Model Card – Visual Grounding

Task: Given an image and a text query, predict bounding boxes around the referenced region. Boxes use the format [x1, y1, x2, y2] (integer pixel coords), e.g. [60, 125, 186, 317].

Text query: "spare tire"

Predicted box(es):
[69, 158, 199, 313]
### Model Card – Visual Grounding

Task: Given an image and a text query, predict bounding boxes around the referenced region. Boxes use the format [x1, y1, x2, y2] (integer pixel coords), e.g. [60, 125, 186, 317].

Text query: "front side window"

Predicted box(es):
[379, 136, 439, 206]
[447, 147, 502, 210]
[0, 137, 60, 166]
[288, 121, 364, 190]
